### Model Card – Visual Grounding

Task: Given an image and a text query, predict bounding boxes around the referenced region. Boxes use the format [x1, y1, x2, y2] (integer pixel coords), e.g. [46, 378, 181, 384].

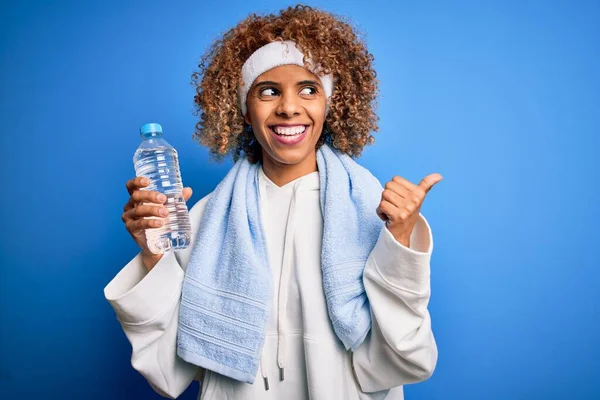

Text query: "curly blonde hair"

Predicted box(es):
[191, 4, 379, 163]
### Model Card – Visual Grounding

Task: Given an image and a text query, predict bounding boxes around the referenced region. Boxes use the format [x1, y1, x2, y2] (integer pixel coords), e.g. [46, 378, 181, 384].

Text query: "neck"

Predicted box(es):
[260, 151, 318, 187]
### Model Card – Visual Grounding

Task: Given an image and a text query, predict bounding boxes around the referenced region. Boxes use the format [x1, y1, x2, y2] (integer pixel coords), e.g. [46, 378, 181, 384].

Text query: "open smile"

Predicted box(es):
[268, 124, 310, 146]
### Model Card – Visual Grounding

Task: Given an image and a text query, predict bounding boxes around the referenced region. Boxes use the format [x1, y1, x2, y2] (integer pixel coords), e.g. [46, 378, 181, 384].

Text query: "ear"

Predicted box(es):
[244, 112, 251, 126]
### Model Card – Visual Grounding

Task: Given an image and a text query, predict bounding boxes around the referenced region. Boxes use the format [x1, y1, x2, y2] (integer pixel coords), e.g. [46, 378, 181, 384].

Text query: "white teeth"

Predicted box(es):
[272, 125, 306, 135]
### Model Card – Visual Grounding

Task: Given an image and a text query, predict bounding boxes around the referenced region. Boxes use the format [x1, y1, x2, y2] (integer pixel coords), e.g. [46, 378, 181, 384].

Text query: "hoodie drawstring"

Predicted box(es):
[257, 170, 306, 391]
[257, 176, 270, 391]
[260, 353, 269, 390]
[276, 180, 301, 384]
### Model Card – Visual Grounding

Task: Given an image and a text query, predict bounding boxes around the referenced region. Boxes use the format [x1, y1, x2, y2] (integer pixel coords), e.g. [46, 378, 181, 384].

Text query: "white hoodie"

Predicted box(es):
[104, 166, 437, 399]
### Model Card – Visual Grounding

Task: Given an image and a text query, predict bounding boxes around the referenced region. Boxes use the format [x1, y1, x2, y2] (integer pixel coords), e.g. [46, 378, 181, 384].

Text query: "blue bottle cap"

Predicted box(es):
[140, 123, 163, 136]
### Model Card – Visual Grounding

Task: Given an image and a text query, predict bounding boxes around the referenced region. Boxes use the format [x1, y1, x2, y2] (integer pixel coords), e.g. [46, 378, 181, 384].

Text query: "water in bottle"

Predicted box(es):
[133, 123, 192, 254]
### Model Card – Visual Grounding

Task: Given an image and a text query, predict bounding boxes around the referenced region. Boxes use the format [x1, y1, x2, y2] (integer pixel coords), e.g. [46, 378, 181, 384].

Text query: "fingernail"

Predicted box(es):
[159, 208, 168, 216]
[157, 194, 166, 202]
[141, 178, 148, 185]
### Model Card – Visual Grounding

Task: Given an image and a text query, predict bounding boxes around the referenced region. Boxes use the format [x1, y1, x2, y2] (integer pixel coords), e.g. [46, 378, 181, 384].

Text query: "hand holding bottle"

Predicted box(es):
[122, 177, 193, 271]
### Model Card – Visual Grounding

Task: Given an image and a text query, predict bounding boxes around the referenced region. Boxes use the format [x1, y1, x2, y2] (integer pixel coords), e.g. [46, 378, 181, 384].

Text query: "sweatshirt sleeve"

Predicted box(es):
[104, 249, 199, 399]
[351, 213, 438, 393]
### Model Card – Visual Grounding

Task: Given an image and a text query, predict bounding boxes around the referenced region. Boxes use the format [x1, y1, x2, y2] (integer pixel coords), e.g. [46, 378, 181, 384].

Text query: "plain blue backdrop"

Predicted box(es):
[1, 0, 598, 399]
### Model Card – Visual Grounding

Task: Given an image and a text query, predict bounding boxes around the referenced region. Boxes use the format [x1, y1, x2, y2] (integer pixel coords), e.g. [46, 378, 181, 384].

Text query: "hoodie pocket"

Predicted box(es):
[304, 335, 348, 400]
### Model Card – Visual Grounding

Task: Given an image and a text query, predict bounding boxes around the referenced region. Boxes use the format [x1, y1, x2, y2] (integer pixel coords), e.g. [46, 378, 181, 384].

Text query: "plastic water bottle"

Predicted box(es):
[133, 123, 191, 254]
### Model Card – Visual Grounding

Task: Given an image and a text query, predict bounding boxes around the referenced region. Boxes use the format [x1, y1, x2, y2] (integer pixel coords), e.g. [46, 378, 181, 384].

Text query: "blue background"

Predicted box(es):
[1, 0, 598, 399]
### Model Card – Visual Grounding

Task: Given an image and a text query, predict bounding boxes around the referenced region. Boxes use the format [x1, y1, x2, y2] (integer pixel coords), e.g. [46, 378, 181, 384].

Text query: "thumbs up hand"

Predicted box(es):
[376, 173, 443, 248]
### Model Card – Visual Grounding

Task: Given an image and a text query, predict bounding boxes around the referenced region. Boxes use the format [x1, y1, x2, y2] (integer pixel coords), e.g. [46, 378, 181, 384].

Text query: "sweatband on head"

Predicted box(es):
[238, 40, 333, 116]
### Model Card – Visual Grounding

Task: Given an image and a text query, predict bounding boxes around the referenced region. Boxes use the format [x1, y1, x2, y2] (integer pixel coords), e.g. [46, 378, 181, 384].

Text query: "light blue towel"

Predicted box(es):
[176, 142, 384, 384]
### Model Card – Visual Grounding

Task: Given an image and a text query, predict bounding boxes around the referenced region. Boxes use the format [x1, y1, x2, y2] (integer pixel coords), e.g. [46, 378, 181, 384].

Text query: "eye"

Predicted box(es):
[299, 87, 317, 96]
[259, 87, 279, 97]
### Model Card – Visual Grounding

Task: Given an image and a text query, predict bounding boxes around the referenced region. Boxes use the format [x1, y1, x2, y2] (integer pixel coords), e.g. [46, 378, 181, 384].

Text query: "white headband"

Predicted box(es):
[238, 40, 333, 116]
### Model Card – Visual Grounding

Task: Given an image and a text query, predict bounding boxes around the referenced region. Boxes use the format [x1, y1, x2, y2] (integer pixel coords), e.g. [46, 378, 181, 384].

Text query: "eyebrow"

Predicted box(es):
[297, 80, 321, 87]
[253, 80, 280, 88]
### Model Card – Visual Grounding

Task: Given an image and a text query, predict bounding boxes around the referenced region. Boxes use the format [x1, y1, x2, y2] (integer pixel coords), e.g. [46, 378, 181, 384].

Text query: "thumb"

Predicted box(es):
[182, 187, 193, 202]
[417, 173, 443, 194]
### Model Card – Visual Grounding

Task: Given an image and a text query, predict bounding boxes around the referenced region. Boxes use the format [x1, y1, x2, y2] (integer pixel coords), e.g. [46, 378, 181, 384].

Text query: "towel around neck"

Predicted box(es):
[176, 142, 384, 383]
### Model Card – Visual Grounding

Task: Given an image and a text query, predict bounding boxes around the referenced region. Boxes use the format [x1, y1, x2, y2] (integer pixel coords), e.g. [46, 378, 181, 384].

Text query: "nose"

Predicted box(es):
[275, 91, 301, 117]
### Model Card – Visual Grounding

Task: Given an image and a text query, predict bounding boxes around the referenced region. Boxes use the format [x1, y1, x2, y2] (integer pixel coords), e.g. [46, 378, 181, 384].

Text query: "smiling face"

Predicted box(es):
[244, 64, 327, 185]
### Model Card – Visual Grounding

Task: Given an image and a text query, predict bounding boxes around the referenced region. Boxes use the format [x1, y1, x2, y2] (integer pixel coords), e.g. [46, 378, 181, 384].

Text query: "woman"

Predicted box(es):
[105, 4, 442, 399]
